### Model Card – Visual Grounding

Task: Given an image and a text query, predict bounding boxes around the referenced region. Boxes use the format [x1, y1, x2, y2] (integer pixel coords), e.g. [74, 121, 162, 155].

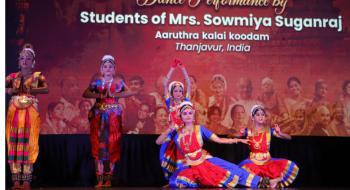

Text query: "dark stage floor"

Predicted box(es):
[8, 188, 350, 190]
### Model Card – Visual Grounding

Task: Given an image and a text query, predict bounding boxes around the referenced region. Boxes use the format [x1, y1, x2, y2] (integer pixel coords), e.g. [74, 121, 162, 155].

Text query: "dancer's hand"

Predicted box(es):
[238, 139, 251, 145]
[107, 88, 113, 97]
[177, 60, 184, 68]
[269, 176, 282, 188]
[273, 123, 291, 140]
[100, 88, 108, 99]
[171, 59, 180, 68]
[239, 127, 246, 135]
[6, 87, 19, 95]
[274, 124, 281, 135]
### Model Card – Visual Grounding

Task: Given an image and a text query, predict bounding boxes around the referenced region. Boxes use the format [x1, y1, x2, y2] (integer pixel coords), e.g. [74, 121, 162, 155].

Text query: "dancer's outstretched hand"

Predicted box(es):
[238, 139, 251, 145]
[177, 60, 184, 68]
[171, 58, 180, 68]
[274, 124, 281, 135]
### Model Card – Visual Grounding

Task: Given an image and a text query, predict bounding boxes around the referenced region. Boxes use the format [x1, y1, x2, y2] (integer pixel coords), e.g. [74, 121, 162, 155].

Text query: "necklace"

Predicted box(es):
[253, 127, 265, 136]
[251, 129, 265, 150]
[102, 78, 113, 90]
[172, 98, 182, 106]
[181, 128, 193, 151]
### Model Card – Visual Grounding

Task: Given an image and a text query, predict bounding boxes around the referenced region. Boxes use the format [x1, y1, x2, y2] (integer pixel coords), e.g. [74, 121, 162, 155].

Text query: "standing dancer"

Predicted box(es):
[83, 55, 137, 188]
[6, 44, 49, 189]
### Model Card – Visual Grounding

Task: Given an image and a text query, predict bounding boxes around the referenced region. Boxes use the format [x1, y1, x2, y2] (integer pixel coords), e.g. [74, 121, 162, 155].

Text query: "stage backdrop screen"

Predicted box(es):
[6, 0, 350, 136]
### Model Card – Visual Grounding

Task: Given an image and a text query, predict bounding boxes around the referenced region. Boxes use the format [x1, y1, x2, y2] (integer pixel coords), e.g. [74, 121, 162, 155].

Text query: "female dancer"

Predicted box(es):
[163, 59, 191, 126]
[6, 44, 49, 189]
[239, 105, 299, 188]
[83, 55, 137, 187]
[156, 101, 278, 188]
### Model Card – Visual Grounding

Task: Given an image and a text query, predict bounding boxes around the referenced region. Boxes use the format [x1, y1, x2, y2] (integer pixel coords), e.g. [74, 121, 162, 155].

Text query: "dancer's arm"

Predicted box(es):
[6, 87, 19, 95]
[273, 124, 292, 140]
[156, 124, 176, 145]
[26, 81, 49, 95]
[110, 90, 139, 98]
[83, 87, 106, 99]
[211, 135, 250, 144]
[163, 61, 177, 97]
[178, 61, 191, 97]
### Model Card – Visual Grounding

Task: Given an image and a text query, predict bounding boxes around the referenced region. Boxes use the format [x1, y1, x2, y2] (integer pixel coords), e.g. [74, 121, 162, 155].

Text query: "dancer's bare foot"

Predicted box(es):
[270, 177, 282, 188]
[95, 174, 104, 188]
[11, 181, 21, 189]
[94, 181, 103, 188]
[22, 181, 31, 189]
[103, 180, 111, 188]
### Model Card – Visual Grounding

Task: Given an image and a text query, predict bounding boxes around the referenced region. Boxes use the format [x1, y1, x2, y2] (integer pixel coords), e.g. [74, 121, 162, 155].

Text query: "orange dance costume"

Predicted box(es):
[6, 71, 47, 184]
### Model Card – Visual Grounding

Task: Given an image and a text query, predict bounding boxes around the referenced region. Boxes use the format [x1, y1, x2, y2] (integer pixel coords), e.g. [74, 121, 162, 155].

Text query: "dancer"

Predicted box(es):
[83, 55, 137, 188]
[6, 44, 49, 189]
[163, 59, 191, 126]
[239, 105, 299, 188]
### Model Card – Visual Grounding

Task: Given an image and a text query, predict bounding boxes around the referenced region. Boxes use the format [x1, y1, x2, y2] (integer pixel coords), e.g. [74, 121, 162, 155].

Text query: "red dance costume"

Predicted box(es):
[88, 79, 124, 175]
[239, 128, 299, 188]
[160, 125, 262, 188]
